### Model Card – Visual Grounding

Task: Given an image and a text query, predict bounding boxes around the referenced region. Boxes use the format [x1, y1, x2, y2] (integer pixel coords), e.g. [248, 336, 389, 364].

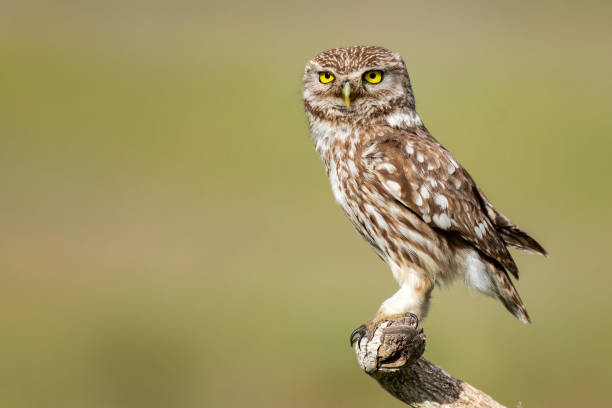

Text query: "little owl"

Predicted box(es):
[302, 46, 546, 346]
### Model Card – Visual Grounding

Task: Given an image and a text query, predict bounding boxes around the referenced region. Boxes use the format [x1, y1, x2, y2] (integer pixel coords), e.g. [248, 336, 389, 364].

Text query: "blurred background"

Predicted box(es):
[1, 1, 611, 407]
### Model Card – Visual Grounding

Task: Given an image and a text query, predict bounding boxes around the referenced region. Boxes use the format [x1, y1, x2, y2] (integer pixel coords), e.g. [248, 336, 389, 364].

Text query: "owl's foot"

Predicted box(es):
[350, 312, 419, 349]
[400, 312, 419, 328]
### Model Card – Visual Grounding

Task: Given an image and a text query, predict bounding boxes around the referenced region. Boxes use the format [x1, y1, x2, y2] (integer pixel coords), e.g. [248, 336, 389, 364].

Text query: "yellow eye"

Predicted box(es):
[364, 70, 383, 84]
[319, 72, 335, 84]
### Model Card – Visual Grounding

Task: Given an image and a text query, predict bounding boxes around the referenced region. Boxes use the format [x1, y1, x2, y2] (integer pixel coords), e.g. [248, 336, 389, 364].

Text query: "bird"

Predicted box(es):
[302, 46, 547, 347]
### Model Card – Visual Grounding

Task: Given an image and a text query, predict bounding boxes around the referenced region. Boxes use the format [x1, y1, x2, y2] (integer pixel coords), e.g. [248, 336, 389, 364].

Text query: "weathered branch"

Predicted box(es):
[353, 315, 506, 408]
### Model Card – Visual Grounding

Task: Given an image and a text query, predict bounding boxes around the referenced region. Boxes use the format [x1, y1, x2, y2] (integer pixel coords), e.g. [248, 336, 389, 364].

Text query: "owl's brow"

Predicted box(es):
[314, 65, 401, 76]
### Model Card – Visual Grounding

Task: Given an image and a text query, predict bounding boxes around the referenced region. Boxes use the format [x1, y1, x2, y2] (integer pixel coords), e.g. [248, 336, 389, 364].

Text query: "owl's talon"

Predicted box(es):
[404, 312, 419, 328]
[350, 325, 368, 349]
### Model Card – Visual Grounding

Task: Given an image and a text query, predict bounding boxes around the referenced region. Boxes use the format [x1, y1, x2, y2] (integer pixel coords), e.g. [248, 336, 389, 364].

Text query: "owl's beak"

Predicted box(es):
[342, 82, 351, 107]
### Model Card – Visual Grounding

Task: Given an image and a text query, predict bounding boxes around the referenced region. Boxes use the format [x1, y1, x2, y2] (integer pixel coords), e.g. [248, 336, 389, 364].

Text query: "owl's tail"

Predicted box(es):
[498, 225, 547, 256]
[491, 267, 531, 324]
[475, 186, 547, 257]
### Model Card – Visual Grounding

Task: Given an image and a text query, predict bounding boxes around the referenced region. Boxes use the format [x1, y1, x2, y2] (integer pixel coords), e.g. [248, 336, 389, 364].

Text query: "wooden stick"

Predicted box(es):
[353, 315, 506, 408]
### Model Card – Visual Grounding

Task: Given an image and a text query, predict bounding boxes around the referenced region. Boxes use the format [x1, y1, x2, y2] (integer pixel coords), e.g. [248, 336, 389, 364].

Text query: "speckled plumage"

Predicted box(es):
[302, 46, 546, 327]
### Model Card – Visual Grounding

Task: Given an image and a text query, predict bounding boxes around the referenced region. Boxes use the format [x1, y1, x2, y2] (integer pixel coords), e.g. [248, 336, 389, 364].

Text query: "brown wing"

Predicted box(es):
[361, 128, 520, 277]
[475, 186, 547, 256]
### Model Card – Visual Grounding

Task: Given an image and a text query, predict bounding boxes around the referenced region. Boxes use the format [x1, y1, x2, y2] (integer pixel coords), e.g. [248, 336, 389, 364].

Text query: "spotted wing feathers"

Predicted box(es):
[362, 130, 522, 278]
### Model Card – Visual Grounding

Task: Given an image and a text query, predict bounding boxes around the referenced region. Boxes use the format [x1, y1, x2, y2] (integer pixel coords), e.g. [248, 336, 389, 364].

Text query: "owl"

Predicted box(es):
[302, 46, 546, 346]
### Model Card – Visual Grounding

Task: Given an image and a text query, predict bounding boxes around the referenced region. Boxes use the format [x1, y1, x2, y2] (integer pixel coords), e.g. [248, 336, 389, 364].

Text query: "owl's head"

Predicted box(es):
[303, 46, 415, 122]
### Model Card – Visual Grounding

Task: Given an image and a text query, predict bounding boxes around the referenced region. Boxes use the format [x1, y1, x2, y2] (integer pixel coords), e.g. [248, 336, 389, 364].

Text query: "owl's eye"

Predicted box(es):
[319, 72, 335, 84]
[363, 70, 383, 84]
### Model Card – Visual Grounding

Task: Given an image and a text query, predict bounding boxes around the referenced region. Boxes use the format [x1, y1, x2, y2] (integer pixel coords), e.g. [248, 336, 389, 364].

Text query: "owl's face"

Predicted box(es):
[303, 46, 415, 122]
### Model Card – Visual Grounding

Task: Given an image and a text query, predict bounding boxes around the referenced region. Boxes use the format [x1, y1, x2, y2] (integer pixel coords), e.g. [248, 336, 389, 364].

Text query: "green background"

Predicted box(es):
[1, 1, 611, 407]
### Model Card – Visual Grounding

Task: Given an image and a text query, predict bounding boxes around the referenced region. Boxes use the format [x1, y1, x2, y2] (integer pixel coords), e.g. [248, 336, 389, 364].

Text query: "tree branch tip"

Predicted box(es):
[352, 315, 506, 408]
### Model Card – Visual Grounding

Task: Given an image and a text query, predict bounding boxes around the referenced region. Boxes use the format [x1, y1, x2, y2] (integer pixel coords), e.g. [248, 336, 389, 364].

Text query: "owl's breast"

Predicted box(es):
[327, 150, 456, 283]
[328, 159, 350, 209]
[327, 154, 386, 254]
